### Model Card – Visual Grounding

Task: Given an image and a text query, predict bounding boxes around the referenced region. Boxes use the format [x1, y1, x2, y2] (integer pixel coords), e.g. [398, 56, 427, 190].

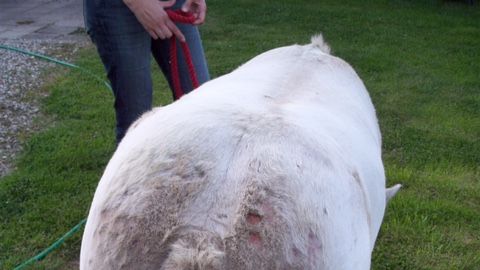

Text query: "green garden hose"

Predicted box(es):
[13, 219, 87, 270]
[0, 44, 107, 269]
[0, 44, 111, 91]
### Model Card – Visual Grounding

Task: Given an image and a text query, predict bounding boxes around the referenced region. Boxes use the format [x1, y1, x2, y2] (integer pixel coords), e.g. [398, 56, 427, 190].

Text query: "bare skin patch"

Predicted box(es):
[246, 212, 262, 225]
[248, 231, 262, 247]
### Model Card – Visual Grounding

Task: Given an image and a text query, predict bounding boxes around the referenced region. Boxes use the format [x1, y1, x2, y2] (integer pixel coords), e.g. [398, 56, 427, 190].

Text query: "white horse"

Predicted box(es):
[80, 35, 400, 270]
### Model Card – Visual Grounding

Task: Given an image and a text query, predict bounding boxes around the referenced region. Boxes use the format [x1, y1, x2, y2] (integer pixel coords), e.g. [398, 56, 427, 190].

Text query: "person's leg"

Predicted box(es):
[151, 1, 210, 99]
[84, 0, 152, 143]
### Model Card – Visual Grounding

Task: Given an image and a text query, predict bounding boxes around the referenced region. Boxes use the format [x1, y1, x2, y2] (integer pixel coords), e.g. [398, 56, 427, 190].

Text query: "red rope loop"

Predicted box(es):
[166, 10, 200, 100]
[166, 10, 196, 24]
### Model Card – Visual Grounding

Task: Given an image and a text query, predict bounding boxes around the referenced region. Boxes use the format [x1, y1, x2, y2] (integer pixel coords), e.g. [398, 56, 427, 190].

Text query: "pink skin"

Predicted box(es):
[248, 232, 262, 247]
[245, 201, 276, 247]
[246, 203, 321, 266]
[246, 212, 262, 225]
[246, 212, 263, 246]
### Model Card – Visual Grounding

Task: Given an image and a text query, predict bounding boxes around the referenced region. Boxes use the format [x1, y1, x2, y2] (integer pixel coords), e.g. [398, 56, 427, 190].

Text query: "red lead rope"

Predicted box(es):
[166, 10, 200, 100]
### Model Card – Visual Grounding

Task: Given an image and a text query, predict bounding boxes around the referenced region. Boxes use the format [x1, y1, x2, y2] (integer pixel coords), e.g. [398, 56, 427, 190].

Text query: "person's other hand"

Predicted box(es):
[124, 0, 185, 41]
[181, 0, 207, 25]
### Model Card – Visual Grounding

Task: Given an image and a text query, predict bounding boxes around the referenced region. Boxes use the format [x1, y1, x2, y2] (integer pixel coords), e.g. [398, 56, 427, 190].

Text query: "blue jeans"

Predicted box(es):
[84, 0, 210, 143]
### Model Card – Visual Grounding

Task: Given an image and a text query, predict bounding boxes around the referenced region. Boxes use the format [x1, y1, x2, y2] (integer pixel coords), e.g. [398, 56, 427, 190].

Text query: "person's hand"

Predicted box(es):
[181, 0, 207, 25]
[123, 0, 185, 41]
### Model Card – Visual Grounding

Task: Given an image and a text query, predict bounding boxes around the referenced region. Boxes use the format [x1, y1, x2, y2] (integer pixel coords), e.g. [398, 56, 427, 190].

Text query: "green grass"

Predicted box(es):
[1, 0, 479, 269]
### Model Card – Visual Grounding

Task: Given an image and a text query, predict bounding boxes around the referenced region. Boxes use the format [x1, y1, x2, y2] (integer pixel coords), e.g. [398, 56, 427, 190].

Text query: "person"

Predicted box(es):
[83, 0, 209, 143]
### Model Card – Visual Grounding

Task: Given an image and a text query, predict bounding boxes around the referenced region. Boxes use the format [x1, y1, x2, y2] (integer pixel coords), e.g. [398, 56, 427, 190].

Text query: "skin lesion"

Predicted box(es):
[246, 212, 262, 225]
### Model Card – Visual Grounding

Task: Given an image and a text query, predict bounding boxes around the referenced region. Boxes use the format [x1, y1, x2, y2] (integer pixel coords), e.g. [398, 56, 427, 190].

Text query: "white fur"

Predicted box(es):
[80, 34, 398, 269]
[386, 184, 402, 202]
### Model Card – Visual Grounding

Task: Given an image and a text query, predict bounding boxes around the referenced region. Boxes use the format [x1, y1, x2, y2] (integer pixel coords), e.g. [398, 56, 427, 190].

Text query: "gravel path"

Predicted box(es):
[0, 37, 89, 178]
